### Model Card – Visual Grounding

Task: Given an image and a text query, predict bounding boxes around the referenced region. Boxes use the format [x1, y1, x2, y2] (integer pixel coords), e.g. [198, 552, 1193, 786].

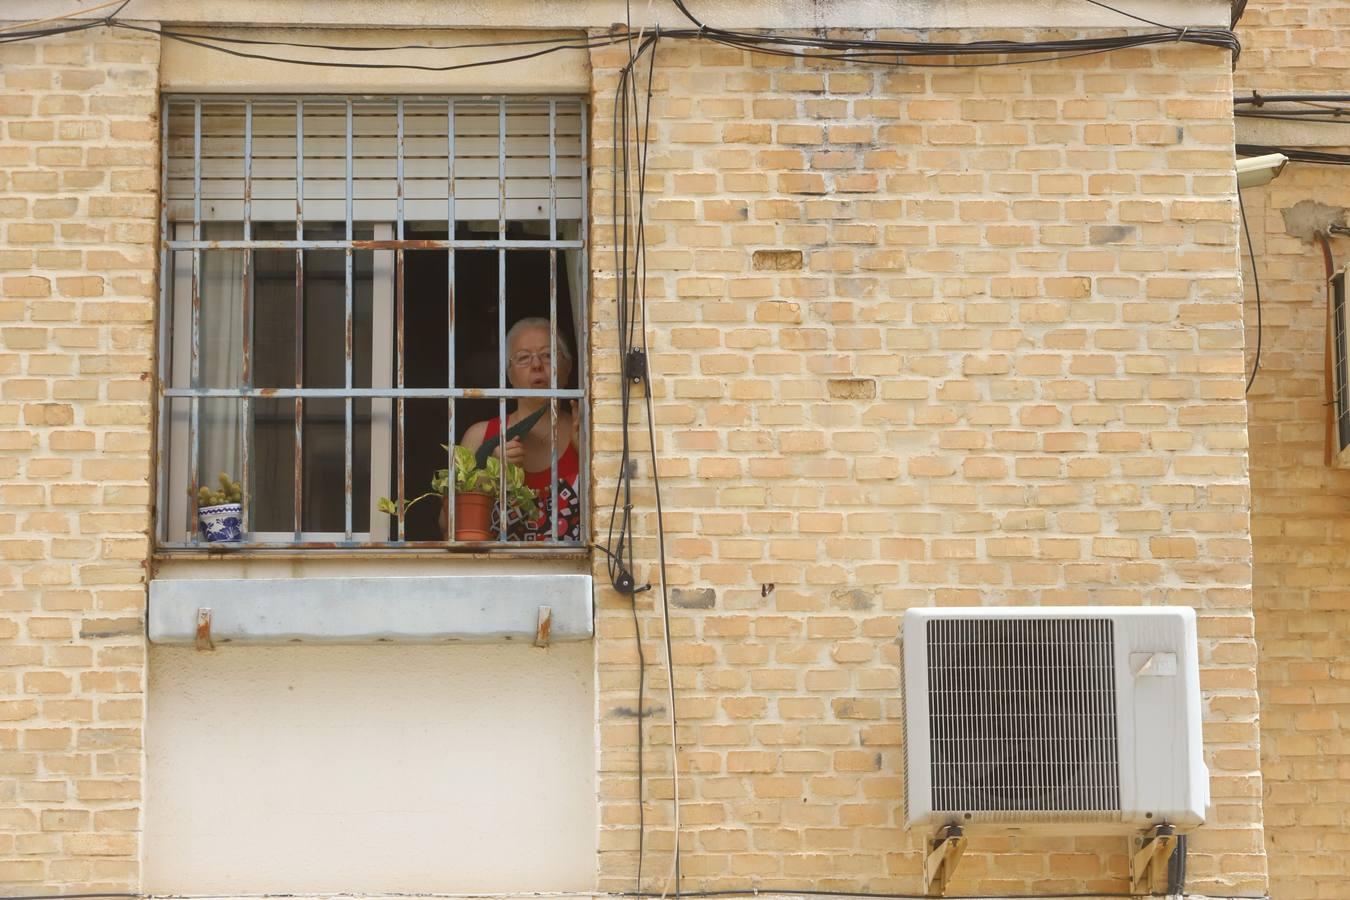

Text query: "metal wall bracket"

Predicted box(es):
[1130, 823, 1179, 895]
[534, 605, 553, 648]
[923, 824, 967, 896]
[194, 607, 214, 651]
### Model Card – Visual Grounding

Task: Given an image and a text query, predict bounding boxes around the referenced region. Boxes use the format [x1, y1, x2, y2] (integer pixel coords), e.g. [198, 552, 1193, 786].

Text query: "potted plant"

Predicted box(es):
[379, 445, 539, 541]
[197, 472, 243, 543]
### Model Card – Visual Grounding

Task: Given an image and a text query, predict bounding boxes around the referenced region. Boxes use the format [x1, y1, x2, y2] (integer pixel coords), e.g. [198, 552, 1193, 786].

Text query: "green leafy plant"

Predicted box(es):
[197, 472, 242, 507]
[378, 445, 539, 520]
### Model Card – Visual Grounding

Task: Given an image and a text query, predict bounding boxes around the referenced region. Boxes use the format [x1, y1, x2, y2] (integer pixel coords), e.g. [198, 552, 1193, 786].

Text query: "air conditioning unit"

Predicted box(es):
[900, 606, 1208, 832]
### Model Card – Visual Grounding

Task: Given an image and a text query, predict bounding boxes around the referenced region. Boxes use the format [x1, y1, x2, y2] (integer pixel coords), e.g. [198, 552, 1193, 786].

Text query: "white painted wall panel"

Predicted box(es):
[145, 643, 596, 893]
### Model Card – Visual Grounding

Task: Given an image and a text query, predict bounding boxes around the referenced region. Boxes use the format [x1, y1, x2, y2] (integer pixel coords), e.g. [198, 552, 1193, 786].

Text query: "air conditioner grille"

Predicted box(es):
[927, 617, 1121, 815]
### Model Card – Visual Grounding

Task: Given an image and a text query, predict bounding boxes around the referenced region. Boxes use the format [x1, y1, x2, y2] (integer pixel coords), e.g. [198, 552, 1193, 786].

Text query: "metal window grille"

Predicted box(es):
[156, 95, 589, 550]
[926, 617, 1122, 816]
[1334, 268, 1349, 452]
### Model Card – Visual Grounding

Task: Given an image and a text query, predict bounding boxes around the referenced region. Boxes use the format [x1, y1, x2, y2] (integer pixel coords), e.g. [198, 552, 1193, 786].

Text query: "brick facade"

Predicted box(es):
[0, 26, 159, 891]
[1234, 3, 1350, 898]
[589, 35, 1264, 897]
[0, 8, 1299, 899]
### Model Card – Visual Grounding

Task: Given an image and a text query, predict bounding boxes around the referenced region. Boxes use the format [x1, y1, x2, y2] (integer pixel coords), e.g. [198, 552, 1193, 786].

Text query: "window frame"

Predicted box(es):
[155, 94, 589, 553]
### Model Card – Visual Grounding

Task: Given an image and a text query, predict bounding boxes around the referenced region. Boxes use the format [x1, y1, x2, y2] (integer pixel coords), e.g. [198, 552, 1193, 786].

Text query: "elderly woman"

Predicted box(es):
[454, 317, 581, 542]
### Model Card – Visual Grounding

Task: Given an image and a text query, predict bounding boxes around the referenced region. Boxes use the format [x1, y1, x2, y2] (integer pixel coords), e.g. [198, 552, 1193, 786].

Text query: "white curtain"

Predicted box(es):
[563, 220, 585, 366]
[197, 249, 245, 501]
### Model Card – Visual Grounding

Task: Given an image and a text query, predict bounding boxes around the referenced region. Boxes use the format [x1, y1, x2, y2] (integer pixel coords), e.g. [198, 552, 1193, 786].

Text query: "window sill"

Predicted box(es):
[153, 545, 590, 562]
[148, 574, 593, 645]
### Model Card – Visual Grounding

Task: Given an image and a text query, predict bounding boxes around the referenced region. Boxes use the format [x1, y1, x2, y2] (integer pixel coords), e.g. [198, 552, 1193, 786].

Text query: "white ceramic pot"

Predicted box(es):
[197, 503, 243, 542]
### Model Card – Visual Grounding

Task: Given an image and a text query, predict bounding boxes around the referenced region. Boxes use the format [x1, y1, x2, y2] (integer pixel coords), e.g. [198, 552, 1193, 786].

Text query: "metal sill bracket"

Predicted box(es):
[194, 607, 214, 651]
[1130, 823, 1179, 895]
[924, 824, 967, 896]
[534, 605, 553, 648]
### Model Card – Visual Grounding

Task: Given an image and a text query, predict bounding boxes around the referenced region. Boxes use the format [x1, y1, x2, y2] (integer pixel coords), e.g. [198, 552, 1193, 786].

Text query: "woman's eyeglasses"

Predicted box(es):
[508, 350, 553, 368]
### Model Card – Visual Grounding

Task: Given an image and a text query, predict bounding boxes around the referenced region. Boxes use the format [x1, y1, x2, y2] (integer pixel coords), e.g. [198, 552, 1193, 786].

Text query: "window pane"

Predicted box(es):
[248, 225, 376, 535]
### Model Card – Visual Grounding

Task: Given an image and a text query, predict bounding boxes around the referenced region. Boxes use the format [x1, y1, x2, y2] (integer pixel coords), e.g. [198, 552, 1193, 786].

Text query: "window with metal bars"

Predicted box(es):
[156, 96, 589, 550]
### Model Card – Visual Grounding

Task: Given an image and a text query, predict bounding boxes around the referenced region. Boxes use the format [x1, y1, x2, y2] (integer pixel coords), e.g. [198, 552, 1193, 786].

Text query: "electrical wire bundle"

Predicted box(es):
[663, 0, 1240, 67]
[6, 0, 1242, 70]
[603, 19, 679, 897]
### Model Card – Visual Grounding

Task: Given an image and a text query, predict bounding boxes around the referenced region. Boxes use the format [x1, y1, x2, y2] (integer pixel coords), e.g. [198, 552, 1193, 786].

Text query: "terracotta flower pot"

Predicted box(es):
[446, 491, 494, 541]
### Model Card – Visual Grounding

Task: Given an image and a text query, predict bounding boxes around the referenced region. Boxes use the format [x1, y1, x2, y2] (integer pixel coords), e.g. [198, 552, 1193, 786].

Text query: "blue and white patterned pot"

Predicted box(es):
[198, 502, 243, 542]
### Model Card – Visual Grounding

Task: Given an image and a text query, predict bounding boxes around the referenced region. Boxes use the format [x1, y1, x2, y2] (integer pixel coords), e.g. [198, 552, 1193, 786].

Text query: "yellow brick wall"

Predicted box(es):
[1233, 1, 1349, 94]
[589, 35, 1266, 897]
[0, 17, 1277, 899]
[0, 27, 159, 891]
[1235, 3, 1350, 898]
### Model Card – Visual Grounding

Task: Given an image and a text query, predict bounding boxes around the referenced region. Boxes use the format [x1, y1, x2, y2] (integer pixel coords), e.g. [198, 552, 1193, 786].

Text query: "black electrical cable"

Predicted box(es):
[621, 11, 646, 896]
[1239, 187, 1263, 393]
[631, 32, 684, 895]
[1, 1, 1241, 69]
[666, 0, 1241, 61]
[140, 28, 632, 53]
[1237, 144, 1350, 167]
[1235, 107, 1350, 117]
[1235, 92, 1350, 105]
[602, 20, 667, 891]
[613, 889, 1269, 900]
[1078, 0, 1171, 29]
[116, 22, 624, 73]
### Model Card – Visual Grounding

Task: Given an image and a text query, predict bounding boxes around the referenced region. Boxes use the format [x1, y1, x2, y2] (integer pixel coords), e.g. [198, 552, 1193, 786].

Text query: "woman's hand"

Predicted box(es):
[571, 400, 581, 448]
[499, 437, 525, 467]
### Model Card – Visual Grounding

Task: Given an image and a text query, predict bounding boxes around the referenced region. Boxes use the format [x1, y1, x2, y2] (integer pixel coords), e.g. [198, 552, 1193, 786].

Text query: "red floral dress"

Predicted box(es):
[482, 415, 581, 542]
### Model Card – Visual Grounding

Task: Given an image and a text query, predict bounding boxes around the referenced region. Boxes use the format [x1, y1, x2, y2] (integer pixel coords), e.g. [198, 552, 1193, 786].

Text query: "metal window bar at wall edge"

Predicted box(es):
[446, 99, 457, 541]
[396, 97, 406, 543]
[549, 98, 559, 544]
[578, 100, 590, 548]
[294, 97, 306, 542]
[155, 98, 171, 546]
[187, 99, 202, 545]
[241, 99, 255, 538]
[344, 99, 354, 541]
[497, 98, 508, 542]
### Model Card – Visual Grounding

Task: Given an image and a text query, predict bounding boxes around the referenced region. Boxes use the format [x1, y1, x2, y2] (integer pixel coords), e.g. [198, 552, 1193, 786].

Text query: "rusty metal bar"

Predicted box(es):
[240, 99, 254, 536]
[396, 248, 406, 543]
[446, 98, 457, 542]
[293, 97, 305, 540]
[496, 98, 508, 541]
[344, 98, 355, 540]
[396, 99, 406, 543]
[164, 386, 583, 400]
[242, 100, 253, 241]
[156, 97, 172, 546]
[187, 98, 203, 545]
[295, 98, 305, 240]
[548, 99, 559, 544]
[578, 100, 590, 547]
[166, 239, 584, 251]
[396, 98, 406, 241]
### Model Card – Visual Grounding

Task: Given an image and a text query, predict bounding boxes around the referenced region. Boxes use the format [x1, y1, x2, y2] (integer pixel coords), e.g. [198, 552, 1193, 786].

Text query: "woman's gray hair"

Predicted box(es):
[506, 317, 573, 363]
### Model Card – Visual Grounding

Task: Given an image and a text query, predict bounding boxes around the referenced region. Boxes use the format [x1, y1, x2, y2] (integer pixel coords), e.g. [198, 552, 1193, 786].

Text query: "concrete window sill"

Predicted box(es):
[148, 574, 593, 645]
